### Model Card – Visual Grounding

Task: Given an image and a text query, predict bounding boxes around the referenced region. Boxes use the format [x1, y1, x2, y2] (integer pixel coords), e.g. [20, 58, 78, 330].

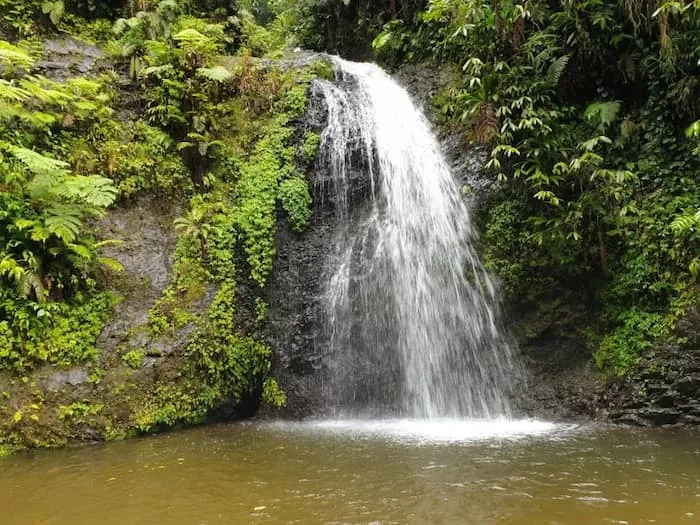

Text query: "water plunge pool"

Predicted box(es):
[1, 420, 698, 524]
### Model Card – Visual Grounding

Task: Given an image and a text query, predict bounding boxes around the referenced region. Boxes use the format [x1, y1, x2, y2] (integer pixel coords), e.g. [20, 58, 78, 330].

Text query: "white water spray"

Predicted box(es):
[315, 58, 518, 419]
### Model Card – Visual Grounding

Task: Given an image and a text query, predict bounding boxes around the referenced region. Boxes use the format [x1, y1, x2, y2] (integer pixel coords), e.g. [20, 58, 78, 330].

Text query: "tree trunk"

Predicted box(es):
[598, 220, 608, 273]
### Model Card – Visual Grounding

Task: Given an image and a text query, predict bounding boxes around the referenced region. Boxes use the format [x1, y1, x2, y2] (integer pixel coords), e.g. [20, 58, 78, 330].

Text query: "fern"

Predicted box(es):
[0, 80, 31, 103]
[63, 176, 118, 208]
[0, 42, 35, 70]
[197, 66, 233, 83]
[97, 257, 124, 272]
[8, 146, 70, 176]
[44, 213, 82, 243]
[546, 55, 570, 86]
[584, 101, 621, 131]
[173, 28, 210, 45]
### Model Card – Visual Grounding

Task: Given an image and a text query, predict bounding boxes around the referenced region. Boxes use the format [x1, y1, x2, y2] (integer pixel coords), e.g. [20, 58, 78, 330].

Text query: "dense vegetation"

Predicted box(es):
[0, 0, 323, 453]
[366, 0, 699, 375]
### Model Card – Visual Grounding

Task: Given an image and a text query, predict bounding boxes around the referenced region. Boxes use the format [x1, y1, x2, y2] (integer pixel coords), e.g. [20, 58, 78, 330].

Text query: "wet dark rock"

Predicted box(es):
[38, 37, 105, 80]
[638, 408, 682, 425]
[675, 374, 700, 395]
[513, 335, 603, 421]
[258, 91, 336, 418]
[612, 413, 652, 426]
[393, 62, 455, 120]
[602, 303, 700, 427]
[39, 367, 89, 392]
[95, 195, 181, 353]
[654, 391, 677, 408]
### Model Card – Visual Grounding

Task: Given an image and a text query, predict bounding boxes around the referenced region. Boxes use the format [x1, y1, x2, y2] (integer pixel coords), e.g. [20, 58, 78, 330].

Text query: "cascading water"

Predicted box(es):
[314, 58, 518, 419]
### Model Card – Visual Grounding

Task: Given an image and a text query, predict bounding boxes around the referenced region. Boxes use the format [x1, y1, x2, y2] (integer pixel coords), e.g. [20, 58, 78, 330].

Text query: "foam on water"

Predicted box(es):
[264, 419, 576, 444]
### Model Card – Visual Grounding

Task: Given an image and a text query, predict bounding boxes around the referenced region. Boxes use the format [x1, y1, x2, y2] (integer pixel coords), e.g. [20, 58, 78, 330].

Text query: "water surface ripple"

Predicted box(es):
[1, 422, 698, 524]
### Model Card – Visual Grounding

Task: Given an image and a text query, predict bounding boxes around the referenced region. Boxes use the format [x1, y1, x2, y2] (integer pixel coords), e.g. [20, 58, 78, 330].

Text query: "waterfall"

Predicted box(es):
[314, 58, 518, 419]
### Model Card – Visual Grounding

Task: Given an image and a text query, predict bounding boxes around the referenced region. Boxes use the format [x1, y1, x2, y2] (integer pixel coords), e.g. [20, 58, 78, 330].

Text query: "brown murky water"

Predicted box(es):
[1, 420, 698, 524]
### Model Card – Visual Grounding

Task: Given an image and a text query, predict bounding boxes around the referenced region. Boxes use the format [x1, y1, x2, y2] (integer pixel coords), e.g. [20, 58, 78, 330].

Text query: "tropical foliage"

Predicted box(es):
[372, 0, 699, 374]
[0, 41, 123, 370]
[1, 0, 324, 451]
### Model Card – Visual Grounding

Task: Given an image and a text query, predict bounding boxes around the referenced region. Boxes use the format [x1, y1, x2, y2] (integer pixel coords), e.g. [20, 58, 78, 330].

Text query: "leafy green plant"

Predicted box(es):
[261, 377, 286, 408]
[301, 131, 320, 165]
[279, 175, 312, 232]
[56, 401, 103, 423]
[122, 349, 145, 369]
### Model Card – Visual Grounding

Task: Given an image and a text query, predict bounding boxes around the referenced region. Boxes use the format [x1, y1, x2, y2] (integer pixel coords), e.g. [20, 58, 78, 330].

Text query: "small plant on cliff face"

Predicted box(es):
[122, 349, 145, 369]
[279, 176, 312, 232]
[174, 199, 221, 262]
[261, 377, 286, 408]
[301, 131, 321, 165]
[56, 401, 103, 423]
[254, 297, 267, 324]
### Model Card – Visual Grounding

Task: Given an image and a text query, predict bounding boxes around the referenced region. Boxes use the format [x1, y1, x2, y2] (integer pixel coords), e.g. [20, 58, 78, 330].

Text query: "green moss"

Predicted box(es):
[185, 282, 271, 403]
[131, 384, 210, 433]
[307, 59, 335, 81]
[122, 349, 145, 369]
[131, 283, 273, 434]
[234, 83, 312, 285]
[56, 402, 103, 423]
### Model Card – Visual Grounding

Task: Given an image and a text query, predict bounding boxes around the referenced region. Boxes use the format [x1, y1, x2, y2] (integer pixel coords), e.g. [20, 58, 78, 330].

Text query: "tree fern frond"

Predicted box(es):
[93, 239, 124, 249]
[62, 175, 118, 207]
[0, 41, 35, 69]
[0, 80, 31, 103]
[139, 64, 175, 78]
[197, 66, 233, 83]
[8, 146, 70, 176]
[173, 28, 209, 45]
[67, 242, 93, 260]
[44, 214, 82, 243]
[546, 55, 569, 86]
[97, 256, 124, 272]
[29, 224, 51, 242]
